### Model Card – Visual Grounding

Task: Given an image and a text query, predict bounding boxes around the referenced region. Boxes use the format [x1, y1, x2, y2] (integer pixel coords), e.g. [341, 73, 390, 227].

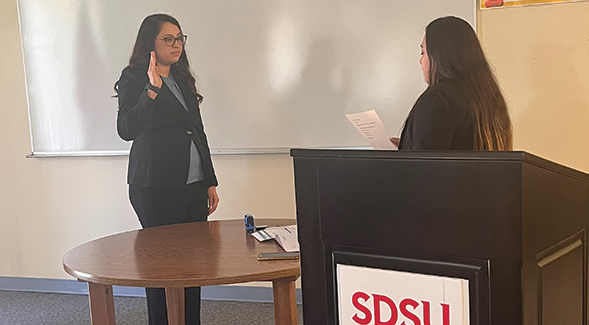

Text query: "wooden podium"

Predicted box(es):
[291, 149, 589, 325]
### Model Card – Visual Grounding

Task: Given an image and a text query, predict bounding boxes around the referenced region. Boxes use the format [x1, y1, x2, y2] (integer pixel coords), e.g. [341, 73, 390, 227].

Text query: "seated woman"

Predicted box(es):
[397, 16, 512, 151]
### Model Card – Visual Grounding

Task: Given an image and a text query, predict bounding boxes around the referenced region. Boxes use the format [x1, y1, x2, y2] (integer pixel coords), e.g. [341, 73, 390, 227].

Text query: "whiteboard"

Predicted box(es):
[17, 0, 476, 156]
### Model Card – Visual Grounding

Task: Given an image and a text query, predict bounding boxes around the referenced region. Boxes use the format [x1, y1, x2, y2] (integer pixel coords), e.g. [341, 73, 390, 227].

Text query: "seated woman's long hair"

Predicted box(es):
[426, 17, 512, 150]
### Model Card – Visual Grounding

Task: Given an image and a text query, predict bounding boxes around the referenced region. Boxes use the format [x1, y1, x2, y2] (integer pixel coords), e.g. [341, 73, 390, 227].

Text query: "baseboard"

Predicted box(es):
[0, 277, 302, 304]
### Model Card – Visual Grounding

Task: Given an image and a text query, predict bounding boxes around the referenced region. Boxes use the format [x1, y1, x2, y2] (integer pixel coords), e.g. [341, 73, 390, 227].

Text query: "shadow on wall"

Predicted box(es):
[515, 43, 589, 169]
[74, 1, 129, 151]
[274, 37, 351, 148]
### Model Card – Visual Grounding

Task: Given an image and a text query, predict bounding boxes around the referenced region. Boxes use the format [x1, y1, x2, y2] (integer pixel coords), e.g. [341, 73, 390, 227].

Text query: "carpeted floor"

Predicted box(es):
[0, 291, 303, 324]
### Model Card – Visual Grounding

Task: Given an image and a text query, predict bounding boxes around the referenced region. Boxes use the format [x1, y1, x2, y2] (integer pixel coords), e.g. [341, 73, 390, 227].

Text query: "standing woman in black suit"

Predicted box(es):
[114, 14, 219, 325]
[396, 16, 513, 150]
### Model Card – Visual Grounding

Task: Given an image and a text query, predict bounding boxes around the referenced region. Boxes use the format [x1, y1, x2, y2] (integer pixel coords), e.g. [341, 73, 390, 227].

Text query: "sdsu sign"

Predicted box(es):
[337, 265, 469, 325]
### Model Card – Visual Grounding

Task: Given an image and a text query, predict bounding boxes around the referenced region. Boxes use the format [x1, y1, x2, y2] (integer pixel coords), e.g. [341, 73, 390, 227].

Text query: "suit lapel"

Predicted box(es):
[159, 82, 195, 130]
[160, 77, 208, 159]
[176, 78, 200, 122]
[174, 77, 208, 153]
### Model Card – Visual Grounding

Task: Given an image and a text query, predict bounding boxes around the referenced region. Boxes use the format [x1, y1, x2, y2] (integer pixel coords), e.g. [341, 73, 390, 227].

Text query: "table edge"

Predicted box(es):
[63, 263, 300, 288]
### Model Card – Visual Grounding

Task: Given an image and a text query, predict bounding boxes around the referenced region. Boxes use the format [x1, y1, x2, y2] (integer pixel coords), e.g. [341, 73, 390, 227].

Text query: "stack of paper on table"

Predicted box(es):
[251, 225, 299, 252]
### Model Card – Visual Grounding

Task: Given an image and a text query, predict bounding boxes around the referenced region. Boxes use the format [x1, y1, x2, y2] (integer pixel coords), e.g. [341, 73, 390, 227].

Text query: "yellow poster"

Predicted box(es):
[482, 0, 589, 9]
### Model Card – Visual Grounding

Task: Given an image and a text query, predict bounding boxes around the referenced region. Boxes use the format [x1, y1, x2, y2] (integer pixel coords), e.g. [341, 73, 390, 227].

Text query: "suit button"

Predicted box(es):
[187, 130, 193, 135]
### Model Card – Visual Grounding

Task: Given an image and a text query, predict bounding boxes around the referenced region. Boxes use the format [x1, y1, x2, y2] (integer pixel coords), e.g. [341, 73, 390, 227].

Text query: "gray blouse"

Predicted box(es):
[162, 74, 204, 184]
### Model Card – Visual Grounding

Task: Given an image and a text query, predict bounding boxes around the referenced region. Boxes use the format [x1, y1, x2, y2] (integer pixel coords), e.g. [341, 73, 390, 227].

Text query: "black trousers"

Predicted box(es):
[129, 181, 209, 325]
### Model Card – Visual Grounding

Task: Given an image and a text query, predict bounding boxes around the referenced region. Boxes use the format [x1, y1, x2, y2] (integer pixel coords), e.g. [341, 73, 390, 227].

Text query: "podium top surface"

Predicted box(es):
[290, 149, 589, 182]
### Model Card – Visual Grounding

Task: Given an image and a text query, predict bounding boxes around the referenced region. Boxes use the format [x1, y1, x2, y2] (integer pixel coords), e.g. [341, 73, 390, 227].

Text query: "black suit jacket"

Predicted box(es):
[117, 65, 218, 189]
[399, 79, 474, 150]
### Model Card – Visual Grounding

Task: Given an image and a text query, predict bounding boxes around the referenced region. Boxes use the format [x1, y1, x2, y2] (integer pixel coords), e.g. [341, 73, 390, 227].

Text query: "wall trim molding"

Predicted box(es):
[0, 277, 302, 304]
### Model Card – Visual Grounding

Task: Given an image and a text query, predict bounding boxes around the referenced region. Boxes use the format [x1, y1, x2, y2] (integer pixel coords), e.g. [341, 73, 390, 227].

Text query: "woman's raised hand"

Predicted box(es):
[148, 51, 162, 88]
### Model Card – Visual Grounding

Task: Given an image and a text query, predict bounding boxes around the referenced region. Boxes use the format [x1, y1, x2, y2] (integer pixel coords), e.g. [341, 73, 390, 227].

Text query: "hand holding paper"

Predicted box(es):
[346, 110, 398, 150]
[390, 137, 400, 147]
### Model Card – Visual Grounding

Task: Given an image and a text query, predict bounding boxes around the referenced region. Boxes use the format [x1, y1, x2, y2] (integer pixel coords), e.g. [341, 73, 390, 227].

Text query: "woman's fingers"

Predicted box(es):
[147, 53, 154, 78]
[208, 196, 219, 215]
[148, 51, 162, 88]
[148, 52, 154, 71]
[390, 137, 400, 147]
[150, 51, 157, 71]
[207, 187, 220, 216]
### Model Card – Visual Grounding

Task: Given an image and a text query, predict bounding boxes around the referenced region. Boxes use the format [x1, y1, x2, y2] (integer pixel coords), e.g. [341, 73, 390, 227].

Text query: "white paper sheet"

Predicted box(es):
[251, 225, 299, 252]
[346, 110, 397, 150]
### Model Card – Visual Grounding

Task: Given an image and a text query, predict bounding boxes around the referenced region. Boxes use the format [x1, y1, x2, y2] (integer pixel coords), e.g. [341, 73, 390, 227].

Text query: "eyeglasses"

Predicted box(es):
[156, 34, 187, 47]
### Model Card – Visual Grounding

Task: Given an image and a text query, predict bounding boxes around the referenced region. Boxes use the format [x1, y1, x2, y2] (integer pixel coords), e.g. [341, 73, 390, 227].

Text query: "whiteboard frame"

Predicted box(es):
[20, 1, 479, 157]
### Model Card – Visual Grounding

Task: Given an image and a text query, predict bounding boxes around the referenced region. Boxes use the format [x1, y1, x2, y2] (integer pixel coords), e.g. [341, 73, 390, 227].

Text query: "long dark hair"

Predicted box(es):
[425, 16, 512, 150]
[113, 14, 202, 102]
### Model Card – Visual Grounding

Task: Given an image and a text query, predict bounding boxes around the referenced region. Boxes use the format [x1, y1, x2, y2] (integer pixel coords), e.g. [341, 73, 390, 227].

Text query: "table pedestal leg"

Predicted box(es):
[272, 276, 298, 325]
[165, 287, 185, 325]
[88, 282, 116, 325]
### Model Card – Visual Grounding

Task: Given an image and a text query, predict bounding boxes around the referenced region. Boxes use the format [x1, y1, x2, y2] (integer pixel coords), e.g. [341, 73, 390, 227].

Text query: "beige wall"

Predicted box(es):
[1, 0, 588, 282]
[479, 2, 589, 171]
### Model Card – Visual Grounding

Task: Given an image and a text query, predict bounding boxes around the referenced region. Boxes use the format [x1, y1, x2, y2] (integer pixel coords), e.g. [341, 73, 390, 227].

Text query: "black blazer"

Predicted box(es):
[399, 79, 474, 150]
[117, 65, 218, 189]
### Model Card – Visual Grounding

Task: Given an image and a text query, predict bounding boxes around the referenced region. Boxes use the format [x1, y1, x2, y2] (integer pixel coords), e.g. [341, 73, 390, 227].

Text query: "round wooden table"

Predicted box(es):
[63, 219, 300, 325]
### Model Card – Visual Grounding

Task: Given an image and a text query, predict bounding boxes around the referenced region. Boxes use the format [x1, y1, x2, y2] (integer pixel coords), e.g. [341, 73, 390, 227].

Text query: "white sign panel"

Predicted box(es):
[337, 264, 470, 325]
